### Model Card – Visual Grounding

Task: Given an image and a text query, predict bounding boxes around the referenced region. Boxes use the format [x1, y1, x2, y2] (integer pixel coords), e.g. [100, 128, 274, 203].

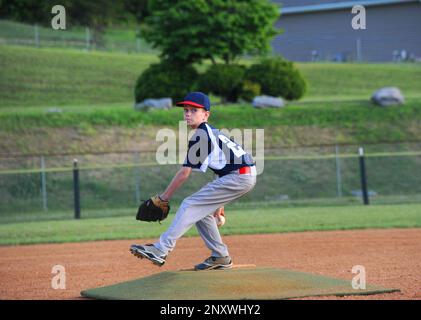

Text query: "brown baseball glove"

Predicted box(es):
[136, 195, 170, 223]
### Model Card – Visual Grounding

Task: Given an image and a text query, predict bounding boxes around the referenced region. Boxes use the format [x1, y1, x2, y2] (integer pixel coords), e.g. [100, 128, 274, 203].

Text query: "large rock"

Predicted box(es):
[252, 95, 285, 109]
[134, 98, 173, 111]
[371, 87, 404, 107]
[46, 108, 62, 113]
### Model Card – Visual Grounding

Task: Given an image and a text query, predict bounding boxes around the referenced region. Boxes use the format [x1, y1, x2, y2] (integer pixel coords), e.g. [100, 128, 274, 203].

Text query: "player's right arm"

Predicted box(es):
[159, 166, 192, 201]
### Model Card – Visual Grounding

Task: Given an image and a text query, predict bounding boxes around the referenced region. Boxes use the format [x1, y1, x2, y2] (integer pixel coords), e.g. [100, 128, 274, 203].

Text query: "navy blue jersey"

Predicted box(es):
[183, 122, 255, 177]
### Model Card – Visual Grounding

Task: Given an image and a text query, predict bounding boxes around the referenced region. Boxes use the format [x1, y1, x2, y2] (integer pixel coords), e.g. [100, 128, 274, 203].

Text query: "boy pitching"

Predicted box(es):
[130, 92, 256, 270]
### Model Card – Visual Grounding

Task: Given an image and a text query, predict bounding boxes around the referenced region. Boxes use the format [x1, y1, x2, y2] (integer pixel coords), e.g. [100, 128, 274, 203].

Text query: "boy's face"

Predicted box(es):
[183, 105, 209, 129]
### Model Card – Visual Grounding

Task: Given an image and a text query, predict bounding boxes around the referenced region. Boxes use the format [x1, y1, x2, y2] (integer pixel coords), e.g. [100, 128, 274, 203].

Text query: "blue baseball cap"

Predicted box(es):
[176, 92, 211, 111]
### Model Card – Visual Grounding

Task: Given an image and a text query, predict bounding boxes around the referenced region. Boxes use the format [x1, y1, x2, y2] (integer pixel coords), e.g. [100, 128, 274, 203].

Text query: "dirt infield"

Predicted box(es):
[0, 228, 420, 300]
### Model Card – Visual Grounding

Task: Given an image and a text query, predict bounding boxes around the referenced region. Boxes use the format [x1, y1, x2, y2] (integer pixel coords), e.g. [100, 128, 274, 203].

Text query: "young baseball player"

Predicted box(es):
[131, 92, 256, 270]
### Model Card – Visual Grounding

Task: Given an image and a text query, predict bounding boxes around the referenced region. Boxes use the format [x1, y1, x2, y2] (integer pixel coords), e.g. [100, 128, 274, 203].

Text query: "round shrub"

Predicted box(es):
[198, 64, 246, 102]
[240, 80, 261, 102]
[245, 57, 307, 100]
[134, 61, 198, 103]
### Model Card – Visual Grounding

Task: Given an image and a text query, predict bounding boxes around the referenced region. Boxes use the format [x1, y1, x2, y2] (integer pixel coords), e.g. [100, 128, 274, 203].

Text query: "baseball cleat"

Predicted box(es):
[130, 244, 167, 267]
[194, 256, 233, 271]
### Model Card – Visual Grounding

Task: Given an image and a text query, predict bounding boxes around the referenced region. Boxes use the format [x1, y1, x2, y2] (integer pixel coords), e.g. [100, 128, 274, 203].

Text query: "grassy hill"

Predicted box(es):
[1, 45, 421, 108]
[1, 45, 421, 155]
[0, 45, 158, 108]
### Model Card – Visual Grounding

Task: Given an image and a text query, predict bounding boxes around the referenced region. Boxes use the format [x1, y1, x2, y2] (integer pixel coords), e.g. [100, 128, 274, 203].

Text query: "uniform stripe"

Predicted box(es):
[204, 123, 227, 171]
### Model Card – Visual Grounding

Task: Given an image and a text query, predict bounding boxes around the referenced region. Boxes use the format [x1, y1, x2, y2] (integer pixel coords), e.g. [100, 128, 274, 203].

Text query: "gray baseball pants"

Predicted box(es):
[154, 167, 256, 258]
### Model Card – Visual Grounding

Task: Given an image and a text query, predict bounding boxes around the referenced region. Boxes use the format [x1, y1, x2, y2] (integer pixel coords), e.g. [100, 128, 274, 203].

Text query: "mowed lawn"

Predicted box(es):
[0, 203, 420, 245]
[299, 62, 421, 101]
[0, 45, 159, 108]
[1, 45, 421, 144]
[1, 45, 421, 109]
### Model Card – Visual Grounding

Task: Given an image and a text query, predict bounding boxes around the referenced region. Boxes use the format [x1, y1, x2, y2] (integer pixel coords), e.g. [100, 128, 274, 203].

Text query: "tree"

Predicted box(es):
[141, 0, 280, 65]
[0, 0, 126, 26]
[0, 0, 53, 24]
[123, 0, 150, 23]
[0, 0, 130, 46]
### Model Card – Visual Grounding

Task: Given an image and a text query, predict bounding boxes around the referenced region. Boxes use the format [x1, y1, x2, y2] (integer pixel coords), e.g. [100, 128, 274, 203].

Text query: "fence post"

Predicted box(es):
[34, 24, 40, 47]
[85, 27, 90, 51]
[73, 159, 81, 219]
[335, 144, 342, 197]
[358, 147, 369, 205]
[136, 38, 141, 52]
[133, 152, 141, 205]
[40, 156, 47, 211]
[356, 37, 362, 62]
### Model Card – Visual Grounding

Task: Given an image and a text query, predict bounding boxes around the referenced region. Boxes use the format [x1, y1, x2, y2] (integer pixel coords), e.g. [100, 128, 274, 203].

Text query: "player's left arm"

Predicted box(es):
[159, 166, 192, 201]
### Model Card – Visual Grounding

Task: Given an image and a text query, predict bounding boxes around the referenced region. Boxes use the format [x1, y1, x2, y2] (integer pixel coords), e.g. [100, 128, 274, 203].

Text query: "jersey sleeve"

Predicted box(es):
[182, 127, 212, 172]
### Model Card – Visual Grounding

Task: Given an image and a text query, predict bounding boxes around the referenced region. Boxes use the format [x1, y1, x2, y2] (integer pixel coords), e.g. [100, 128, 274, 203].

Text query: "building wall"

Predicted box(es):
[272, 2, 421, 61]
[273, 0, 363, 7]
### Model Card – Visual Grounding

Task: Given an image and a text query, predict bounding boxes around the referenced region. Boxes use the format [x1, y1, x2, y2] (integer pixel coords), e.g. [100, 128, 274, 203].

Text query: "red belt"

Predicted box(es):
[239, 166, 251, 174]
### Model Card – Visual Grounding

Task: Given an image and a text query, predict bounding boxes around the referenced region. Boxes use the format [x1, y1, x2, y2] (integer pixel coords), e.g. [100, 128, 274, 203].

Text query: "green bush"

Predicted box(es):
[134, 61, 198, 103]
[198, 64, 246, 102]
[245, 57, 307, 100]
[240, 80, 261, 102]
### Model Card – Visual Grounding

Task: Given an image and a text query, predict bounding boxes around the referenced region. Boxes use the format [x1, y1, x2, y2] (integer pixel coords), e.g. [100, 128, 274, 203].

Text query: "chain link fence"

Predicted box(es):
[0, 19, 157, 54]
[1, 143, 421, 223]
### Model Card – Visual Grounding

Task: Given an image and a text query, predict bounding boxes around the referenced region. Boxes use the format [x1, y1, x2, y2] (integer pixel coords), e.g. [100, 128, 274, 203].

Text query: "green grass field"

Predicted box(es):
[0, 203, 420, 245]
[1, 45, 421, 149]
[1, 45, 421, 109]
[299, 63, 421, 101]
[0, 45, 159, 108]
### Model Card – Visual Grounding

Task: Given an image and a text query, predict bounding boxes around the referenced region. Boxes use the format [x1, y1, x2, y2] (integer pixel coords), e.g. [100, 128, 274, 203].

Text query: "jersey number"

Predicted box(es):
[218, 135, 247, 157]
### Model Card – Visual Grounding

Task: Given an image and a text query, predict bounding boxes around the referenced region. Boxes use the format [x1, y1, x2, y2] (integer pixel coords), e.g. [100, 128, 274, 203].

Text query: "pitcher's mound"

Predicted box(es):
[81, 267, 399, 300]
